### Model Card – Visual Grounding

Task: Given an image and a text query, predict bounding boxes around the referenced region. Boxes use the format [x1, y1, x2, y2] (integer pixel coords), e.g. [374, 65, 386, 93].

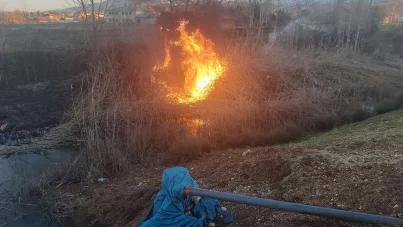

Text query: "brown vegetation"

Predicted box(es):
[69, 32, 403, 178]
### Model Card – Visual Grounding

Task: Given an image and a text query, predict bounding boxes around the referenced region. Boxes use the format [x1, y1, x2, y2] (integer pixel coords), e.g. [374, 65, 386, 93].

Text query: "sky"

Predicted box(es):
[0, 0, 70, 11]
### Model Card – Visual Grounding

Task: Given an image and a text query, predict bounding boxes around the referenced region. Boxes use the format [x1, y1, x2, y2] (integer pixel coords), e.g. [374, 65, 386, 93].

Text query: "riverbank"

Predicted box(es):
[60, 109, 403, 227]
[0, 78, 79, 226]
[0, 148, 75, 227]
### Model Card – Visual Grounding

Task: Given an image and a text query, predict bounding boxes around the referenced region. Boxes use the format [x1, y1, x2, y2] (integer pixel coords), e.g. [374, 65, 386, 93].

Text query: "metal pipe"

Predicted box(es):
[185, 187, 403, 225]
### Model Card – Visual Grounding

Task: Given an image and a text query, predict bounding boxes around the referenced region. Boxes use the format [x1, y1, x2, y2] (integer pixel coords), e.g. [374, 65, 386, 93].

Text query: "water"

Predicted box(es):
[0, 149, 73, 227]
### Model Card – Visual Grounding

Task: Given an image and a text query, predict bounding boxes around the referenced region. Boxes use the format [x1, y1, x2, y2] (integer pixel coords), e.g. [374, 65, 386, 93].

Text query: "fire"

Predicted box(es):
[153, 21, 226, 104]
[153, 42, 171, 71]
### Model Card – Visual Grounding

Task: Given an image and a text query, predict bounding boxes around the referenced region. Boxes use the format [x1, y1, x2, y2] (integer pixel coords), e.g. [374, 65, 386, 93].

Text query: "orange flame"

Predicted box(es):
[153, 21, 226, 104]
[153, 42, 171, 71]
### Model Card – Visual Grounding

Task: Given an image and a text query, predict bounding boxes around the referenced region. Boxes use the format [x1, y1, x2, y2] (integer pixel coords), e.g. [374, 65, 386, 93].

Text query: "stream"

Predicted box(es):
[0, 149, 74, 227]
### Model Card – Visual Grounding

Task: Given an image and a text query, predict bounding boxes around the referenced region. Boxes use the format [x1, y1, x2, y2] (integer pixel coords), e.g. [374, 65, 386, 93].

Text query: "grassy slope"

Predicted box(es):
[64, 110, 403, 227]
[295, 109, 403, 148]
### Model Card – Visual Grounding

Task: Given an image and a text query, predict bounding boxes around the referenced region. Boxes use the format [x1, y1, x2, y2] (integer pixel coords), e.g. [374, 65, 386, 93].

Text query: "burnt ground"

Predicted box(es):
[0, 24, 159, 150]
[61, 109, 403, 227]
[0, 25, 85, 150]
[0, 79, 78, 148]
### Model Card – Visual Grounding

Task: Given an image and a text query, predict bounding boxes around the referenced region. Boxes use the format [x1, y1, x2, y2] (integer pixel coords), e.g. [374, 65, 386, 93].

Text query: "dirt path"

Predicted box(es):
[63, 109, 403, 227]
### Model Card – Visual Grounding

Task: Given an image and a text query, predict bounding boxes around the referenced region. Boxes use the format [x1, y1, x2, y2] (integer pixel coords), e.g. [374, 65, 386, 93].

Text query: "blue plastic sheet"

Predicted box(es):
[141, 167, 232, 227]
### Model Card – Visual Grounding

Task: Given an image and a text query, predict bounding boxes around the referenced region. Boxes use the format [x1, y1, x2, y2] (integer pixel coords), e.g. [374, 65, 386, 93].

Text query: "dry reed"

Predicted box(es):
[69, 33, 403, 176]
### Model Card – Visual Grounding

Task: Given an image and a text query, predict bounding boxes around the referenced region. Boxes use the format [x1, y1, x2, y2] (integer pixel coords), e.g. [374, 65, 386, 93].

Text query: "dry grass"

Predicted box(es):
[293, 108, 403, 148]
[70, 43, 156, 176]
[375, 98, 400, 114]
[68, 35, 403, 177]
[69, 42, 193, 177]
[28, 165, 78, 224]
[202, 42, 403, 146]
[165, 135, 211, 164]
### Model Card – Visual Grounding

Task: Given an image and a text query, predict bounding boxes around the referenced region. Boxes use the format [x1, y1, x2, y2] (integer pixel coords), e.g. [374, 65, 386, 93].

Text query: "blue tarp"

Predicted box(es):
[141, 167, 233, 227]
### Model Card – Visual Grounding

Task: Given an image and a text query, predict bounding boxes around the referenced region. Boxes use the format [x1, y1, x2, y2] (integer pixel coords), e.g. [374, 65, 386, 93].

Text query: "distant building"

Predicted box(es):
[135, 8, 157, 24]
[383, 15, 403, 25]
[105, 2, 136, 23]
[78, 10, 105, 22]
[382, 4, 403, 25]
[61, 12, 78, 22]
[135, 14, 156, 24]
[38, 12, 60, 23]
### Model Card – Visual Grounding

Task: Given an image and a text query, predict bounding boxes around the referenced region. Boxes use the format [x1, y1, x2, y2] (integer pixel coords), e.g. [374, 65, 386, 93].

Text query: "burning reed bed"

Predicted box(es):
[69, 33, 403, 177]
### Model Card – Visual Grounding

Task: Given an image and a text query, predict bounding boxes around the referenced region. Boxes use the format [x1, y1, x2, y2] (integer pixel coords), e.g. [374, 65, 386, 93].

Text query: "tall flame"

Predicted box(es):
[153, 42, 171, 71]
[153, 21, 226, 104]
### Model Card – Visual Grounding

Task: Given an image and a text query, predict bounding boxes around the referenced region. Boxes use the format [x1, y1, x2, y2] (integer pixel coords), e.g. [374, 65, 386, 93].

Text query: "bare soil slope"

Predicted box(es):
[65, 109, 403, 227]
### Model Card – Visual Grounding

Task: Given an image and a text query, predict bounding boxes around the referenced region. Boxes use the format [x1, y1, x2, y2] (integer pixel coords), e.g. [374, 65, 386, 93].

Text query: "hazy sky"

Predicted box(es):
[0, 0, 70, 11]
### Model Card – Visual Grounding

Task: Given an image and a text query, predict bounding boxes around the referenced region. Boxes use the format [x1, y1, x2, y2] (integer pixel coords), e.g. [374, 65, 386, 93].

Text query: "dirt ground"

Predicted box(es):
[59, 109, 403, 227]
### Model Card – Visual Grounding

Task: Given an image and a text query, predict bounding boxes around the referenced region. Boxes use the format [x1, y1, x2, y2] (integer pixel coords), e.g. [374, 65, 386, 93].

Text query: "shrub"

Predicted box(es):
[311, 114, 340, 132]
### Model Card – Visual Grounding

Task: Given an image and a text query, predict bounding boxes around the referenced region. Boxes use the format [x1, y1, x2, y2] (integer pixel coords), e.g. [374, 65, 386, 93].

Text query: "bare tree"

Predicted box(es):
[354, 0, 364, 50]
[169, 0, 174, 13]
[89, 0, 96, 37]
[0, 7, 7, 84]
[70, 0, 89, 23]
[67, 0, 111, 41]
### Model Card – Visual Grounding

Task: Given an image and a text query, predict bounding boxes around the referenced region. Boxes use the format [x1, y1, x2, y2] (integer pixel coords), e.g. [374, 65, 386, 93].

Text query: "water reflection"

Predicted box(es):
[0, 150, 73, 227]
